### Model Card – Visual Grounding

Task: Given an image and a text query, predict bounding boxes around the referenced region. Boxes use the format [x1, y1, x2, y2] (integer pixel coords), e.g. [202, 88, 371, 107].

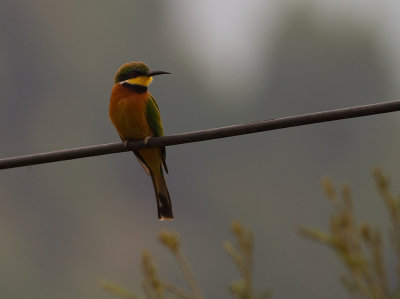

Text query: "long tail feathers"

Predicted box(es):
[150, 170, 173, 220]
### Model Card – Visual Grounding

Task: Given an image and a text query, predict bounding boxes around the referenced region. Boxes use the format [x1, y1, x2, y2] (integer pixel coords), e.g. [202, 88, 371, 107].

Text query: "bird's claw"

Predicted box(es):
[144, 137, 150, 145]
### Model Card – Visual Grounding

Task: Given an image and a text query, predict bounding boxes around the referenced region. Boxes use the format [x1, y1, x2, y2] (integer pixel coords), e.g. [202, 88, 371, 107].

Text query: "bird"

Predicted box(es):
[109, 61, 173, 220]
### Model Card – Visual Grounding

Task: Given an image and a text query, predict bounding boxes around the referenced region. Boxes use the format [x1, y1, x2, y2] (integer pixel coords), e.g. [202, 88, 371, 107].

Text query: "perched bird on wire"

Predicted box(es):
[109, 61, 173, 220]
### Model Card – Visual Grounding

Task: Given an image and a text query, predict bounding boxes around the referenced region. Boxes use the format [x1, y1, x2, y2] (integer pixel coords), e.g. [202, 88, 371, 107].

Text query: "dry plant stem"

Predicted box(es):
[328, 184, 376, 296]
[223, 241, 242, 267]
[342, 190, 372, 295]
[238, 244, 253, 297]
[162, 282, 194, 299]
[302, 179, 390, 298]
[360, 223, 389, 296]
[172, 248, 204, 299]
[372, 232, 389, 295]
[339, 187, 386, 298]
[244, 246, 253, 295]
[373, 168, 400, 279]
[227, 221, 255, 298]
[143, 282, 163, 299]
[100, 281, 140, 299]
[141, 251, 165, 299]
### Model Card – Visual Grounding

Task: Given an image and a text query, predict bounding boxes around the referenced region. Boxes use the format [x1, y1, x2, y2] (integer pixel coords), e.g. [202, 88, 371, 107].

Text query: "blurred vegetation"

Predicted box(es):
[102, 168, 400, 299]
[300, 168, 400, 298]
[101, 221, 271, 299]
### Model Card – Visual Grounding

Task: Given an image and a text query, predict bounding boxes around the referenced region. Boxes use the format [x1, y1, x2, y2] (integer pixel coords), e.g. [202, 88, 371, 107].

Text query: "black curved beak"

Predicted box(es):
[146, 70, 171, 77]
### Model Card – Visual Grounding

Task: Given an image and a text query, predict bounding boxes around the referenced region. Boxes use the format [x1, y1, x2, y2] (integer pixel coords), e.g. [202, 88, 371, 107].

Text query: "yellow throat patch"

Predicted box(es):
[124, 76, 153, 87]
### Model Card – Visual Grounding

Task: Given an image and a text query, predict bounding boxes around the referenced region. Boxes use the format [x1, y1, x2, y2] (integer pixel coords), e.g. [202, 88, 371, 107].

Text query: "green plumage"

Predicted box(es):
[146, 94, 168, 173]
[146, 95, 163, 137]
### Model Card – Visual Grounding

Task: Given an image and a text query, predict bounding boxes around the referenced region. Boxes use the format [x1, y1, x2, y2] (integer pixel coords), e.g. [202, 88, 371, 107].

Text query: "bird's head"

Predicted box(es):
[114, 61, 170, 87]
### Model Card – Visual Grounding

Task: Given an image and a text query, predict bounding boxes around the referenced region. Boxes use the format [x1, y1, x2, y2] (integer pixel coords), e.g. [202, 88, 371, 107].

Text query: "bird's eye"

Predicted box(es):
[129, 71, 141, 77]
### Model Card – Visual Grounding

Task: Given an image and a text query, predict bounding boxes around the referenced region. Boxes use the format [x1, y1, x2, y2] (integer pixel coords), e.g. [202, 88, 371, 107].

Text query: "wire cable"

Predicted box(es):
[1, 100, 399, 170]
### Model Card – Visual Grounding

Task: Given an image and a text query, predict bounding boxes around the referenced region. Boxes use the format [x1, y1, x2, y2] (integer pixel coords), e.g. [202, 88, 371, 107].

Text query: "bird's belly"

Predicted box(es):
[110, 97, 152, 140]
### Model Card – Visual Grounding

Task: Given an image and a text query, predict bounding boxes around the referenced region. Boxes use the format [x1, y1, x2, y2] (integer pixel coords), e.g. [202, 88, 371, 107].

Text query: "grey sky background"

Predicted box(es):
[1, 1, 400, 298]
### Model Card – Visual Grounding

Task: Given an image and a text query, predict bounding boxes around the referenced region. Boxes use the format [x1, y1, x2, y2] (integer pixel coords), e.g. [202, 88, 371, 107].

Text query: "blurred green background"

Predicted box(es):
[1, 0, 400, 298]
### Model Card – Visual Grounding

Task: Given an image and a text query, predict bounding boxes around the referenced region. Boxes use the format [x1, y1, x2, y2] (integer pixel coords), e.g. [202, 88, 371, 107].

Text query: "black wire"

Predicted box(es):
[1, 100, 399, 170]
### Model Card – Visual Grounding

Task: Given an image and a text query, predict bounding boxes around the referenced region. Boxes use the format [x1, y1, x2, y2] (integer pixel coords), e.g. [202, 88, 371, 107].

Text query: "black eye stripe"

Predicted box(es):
[129, 71, 145, 77]
[117, 70, 147, 83]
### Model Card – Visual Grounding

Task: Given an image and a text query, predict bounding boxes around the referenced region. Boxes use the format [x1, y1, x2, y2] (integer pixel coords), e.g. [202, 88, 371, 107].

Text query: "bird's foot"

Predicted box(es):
[144, 136, 150, 145]
[123, 140, 129, 148]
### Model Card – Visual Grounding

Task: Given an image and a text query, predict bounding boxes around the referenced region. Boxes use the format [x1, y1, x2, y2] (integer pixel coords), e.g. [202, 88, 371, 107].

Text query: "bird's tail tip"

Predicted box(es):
[157, 193, 174, 220]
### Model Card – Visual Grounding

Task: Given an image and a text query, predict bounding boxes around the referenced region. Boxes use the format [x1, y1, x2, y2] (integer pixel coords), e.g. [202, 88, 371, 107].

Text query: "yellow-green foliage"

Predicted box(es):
[101, 168, 400, 298]
[223, 221, 272, 299]
[101, 222, 270, 299]
[300, 168, 400, 298]
[101, 281, 140, 299]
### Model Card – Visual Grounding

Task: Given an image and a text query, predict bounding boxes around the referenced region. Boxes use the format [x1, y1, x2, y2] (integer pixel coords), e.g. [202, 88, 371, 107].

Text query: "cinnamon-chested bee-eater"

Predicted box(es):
[109, 61, 173, 220]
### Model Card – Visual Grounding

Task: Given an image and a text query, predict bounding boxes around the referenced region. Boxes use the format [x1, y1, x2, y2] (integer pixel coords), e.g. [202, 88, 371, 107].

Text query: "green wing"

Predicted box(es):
[146, 94, 164, 137]
[146, 94, 168, 173]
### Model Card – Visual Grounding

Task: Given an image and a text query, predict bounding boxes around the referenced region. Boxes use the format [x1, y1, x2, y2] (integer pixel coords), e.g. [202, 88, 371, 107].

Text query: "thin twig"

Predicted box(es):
[1, 99, 400, 170]
[172, 248, 204, 299]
